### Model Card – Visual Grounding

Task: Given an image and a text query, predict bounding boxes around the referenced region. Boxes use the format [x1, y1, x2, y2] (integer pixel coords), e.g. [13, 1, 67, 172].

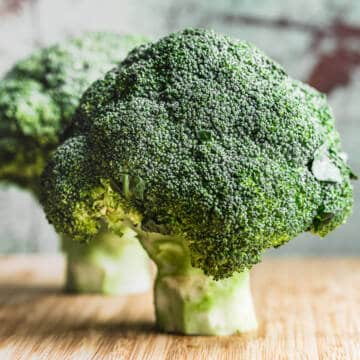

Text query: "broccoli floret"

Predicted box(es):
[0, 32, 151, 295]
[0, 32, 147, 193]
[41, 29, 354, 334]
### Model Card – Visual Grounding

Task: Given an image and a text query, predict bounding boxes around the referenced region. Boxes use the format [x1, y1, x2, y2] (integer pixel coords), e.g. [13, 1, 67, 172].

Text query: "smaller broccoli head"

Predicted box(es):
[0, 78, 59, 190]
[41, 28, 354, 280]
[0, 32, 148, 193]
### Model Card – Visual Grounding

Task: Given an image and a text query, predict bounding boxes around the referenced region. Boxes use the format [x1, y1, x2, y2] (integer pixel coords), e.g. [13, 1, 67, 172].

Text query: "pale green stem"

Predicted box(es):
[135, 229, 258, 335]
[62, 226, 151, 295]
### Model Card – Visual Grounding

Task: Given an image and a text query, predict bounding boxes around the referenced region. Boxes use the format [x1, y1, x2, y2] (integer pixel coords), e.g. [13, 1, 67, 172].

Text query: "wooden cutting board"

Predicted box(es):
[0, 255, 359, 360]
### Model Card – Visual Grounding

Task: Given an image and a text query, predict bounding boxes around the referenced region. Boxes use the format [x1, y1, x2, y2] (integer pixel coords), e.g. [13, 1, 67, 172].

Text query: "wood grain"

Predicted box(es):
[0, 255, 359, 359]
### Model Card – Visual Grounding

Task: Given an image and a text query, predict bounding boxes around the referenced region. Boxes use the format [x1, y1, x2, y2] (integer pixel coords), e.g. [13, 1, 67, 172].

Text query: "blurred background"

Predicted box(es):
[0, 0, 358, 255]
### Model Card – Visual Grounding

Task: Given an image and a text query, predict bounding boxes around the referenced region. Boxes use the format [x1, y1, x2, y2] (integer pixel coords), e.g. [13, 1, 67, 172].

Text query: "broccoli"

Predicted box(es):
[0, 32, 151, 295]
[41, 29, 354, 335]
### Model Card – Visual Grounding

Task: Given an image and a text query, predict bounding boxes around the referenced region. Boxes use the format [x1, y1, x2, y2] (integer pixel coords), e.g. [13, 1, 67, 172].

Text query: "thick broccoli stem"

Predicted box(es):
[62, 226, 151, 295]
[136, 229, 258, 335]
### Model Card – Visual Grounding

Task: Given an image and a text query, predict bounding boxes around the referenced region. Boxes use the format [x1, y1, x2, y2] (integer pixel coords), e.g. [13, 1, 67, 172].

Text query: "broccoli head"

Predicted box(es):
[41, 29, 354, 334]
[0, 32, 147, 193]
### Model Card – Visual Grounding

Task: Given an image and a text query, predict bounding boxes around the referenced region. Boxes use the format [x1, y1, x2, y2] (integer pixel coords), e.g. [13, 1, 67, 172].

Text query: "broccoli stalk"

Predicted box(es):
[137, 230, 257, 335]
[0, 32, 152, 295]
[62, 226, 150, 294]
[41, 29, 354, 335]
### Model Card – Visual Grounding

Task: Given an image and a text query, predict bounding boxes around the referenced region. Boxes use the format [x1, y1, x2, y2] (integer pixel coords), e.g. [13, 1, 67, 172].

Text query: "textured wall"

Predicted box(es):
[0, 0, 359, 254]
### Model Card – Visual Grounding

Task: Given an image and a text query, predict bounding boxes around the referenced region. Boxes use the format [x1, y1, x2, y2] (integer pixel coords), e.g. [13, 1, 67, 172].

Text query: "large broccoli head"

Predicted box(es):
[42, 29, 354, 280]
[0, 32, 147, 192]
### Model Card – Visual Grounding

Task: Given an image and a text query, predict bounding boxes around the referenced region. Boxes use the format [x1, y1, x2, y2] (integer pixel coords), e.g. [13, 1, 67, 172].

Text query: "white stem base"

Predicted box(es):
[63, 228, 152, 295]
[155, 270, 258, 335]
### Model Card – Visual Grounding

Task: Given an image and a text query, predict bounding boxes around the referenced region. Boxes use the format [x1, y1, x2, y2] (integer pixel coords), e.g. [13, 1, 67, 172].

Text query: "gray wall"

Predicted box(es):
[0, 0, 359, 255]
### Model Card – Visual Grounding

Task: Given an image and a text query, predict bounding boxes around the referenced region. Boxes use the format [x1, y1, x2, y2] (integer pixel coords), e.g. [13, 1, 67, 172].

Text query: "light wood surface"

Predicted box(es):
[0, 255, 359, 359]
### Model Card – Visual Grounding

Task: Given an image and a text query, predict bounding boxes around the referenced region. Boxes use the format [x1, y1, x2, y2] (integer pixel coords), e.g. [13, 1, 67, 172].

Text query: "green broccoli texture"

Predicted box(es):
[0, 32, 147, 193]
[0, 32, 151, 295]
[41, 28, 354, 334]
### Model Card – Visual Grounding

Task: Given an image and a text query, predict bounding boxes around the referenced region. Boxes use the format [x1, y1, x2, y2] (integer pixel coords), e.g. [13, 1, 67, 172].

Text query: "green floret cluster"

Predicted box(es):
[42, 135, 141, 240]
[42, 28, 354, 280]
[0, 32, 147, 194]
